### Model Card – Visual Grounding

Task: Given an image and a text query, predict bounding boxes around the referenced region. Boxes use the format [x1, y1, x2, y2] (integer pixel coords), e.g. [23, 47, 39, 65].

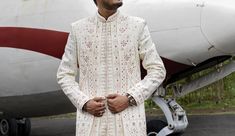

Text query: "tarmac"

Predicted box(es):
[30, 114, 235, 136]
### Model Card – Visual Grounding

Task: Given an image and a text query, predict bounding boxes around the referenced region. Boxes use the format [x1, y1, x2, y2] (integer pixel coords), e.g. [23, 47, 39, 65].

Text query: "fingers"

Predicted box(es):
[108, 106, 118, 114]
[93, 96, 106, 102]
[107, 98, 117, 113]
[95, 102, 105, 107]
[107, 98, 113, 104]
[85, 100, 104, 110]
[93, 101, 106, 117]
[106, 93, 118, 99]
[107, 104, 115, 112]
[107, 101, 118, 114]
[94, 106, 106, 117]
[94, 110, 105, 117]
[88, 95, 125, 116]
[95, 105, 106, 112]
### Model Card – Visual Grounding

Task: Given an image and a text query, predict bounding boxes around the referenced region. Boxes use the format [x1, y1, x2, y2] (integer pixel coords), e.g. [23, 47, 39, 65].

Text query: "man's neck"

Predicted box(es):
[98, 8, 117, 20]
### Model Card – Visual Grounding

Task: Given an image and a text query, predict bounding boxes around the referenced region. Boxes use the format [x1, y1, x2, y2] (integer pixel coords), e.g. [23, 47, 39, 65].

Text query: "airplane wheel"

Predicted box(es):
[147, 119, 182, 136]
[147, 119, 167, 136]
[22, 118, 31, 136]
[0, 119, 9, 136]
[8, 119, 18, 136]
[18, 118, 31, 136]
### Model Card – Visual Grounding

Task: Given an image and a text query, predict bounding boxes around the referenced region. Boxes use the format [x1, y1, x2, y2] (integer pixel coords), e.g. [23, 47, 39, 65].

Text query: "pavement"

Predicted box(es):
[30, 114, 235, 136]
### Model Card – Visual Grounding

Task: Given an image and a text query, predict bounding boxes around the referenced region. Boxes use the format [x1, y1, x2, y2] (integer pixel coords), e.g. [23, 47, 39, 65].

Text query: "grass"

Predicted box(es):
[145, 71, 235, 115]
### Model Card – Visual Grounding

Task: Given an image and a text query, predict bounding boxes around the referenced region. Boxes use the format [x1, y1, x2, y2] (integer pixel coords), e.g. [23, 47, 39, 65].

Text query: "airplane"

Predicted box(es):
[0, 0, 235, 136]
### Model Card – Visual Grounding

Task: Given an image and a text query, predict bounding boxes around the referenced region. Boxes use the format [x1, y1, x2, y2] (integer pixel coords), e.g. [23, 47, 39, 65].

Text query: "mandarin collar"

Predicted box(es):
[97, 10, 119, 23]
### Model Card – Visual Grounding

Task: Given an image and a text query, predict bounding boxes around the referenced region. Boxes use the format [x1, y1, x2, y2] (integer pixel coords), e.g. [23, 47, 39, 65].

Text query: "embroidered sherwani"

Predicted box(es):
[57, 11, 166, 136]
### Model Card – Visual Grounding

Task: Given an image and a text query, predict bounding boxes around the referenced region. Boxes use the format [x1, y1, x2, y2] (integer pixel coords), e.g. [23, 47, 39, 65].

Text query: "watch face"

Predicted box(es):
[126, 94, 136, 106]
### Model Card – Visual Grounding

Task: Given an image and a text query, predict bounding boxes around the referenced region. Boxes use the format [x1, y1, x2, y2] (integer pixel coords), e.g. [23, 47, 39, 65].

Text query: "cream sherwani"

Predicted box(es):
[57, 11, 166, 136]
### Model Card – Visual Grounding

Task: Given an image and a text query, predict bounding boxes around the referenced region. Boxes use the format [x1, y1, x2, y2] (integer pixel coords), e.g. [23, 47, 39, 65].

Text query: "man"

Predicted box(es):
[57, 0, 166, 135]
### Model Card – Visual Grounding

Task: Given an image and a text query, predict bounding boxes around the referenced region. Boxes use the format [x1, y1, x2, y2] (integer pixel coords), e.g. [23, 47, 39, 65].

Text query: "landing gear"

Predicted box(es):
[147, 120, 182, 136]
[146, 96, 188, 136]
[0, 118, 31, 136]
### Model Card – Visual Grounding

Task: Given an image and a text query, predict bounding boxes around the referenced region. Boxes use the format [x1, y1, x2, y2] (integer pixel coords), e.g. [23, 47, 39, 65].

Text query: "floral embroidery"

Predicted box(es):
[57, 11, 166, 136]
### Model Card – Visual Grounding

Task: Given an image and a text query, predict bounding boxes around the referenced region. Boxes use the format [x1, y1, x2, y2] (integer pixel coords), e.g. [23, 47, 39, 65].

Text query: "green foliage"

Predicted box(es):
[145, 99, 156, 109]
[178, 71, 235, 110]
[145, 63, 235, 113]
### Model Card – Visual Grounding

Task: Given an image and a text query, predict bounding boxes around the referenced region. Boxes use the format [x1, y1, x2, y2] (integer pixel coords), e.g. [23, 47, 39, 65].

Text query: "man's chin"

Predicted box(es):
[114, 0, 123, 4]
[103, 1, 123, 10]
[113, 2, 123, 9]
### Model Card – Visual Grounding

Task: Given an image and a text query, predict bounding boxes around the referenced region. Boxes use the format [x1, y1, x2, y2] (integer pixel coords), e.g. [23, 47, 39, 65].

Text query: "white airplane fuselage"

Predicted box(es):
[0, 0, 235, 118]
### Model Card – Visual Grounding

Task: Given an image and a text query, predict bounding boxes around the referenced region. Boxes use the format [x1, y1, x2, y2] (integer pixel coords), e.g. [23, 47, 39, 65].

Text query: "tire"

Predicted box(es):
[0, 119, 10, 136]
[147, 119, 182, 136]
[18, 118, 31, 136]
[22, 118, 31, 136]
[8, 119, 18, 136]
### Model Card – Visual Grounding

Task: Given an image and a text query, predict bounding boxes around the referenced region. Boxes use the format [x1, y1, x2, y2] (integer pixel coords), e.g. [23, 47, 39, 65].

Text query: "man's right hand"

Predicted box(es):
[83, 97, 106, 117]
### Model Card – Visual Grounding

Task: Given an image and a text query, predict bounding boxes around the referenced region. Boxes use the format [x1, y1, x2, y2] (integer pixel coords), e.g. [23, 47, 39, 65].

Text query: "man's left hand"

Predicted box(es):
[106, 94, 129, 114]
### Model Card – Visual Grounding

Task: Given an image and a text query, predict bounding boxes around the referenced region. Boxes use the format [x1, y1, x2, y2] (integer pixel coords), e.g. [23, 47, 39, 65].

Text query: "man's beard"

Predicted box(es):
[102, 1, 123, 10]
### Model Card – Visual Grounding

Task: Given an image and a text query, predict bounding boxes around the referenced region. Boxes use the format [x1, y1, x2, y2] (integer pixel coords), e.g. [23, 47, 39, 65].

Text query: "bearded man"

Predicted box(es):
[57, 0, 166, 135]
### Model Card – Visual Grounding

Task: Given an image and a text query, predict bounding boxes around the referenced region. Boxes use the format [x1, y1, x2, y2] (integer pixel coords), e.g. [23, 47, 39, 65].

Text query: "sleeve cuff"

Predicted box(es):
[78, 96, 90, 111]
[127, 87, 145, 106]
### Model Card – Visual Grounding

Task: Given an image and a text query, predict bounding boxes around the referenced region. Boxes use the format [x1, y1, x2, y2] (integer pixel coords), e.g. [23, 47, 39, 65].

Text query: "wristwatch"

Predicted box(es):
[126, 93, 137, 106]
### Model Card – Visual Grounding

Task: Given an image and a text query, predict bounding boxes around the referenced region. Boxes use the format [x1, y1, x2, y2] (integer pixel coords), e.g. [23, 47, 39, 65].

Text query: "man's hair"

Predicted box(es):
[93, 0, 97, 5]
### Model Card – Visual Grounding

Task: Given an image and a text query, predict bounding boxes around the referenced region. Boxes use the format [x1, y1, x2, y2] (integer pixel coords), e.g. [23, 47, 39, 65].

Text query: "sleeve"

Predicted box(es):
[56, 25, 89, 110]
[127, 21, 166, 105]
